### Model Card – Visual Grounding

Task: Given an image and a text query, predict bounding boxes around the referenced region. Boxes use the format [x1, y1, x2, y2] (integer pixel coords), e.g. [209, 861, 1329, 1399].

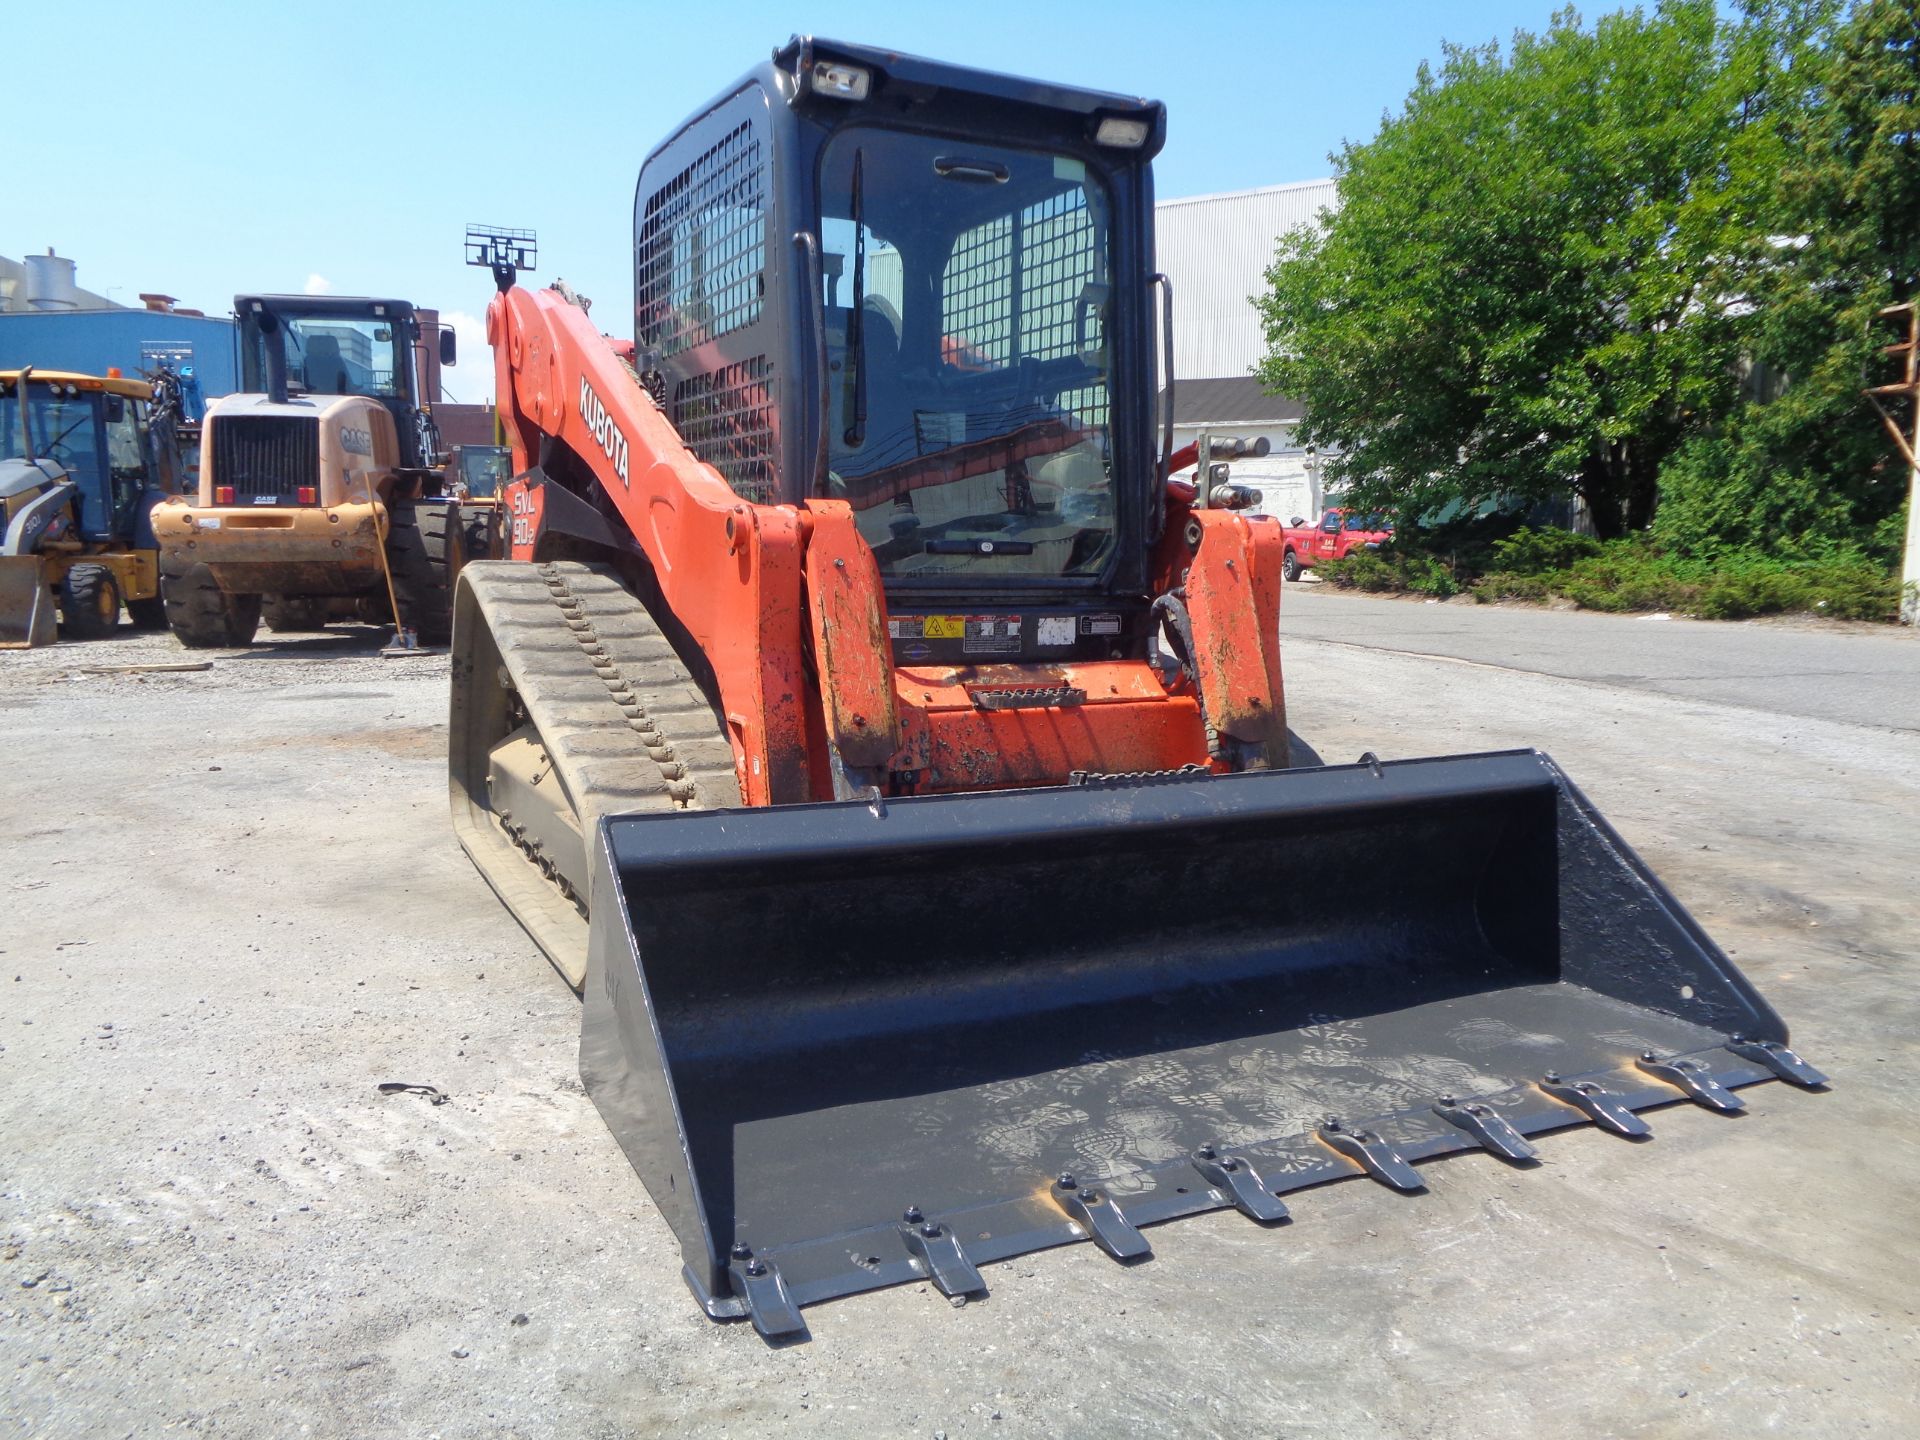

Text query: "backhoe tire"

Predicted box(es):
[385, 500, 462, 646]
[126, 593, 167, 629]
[262, 595, 331, 633]
[59, 564, 121, 640]
[1282, 548, 1303, 583]
[162, 557, 260, 648]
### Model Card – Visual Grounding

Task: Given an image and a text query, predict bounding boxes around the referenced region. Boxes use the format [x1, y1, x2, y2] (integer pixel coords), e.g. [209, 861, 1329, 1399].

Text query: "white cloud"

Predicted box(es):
[302, 273, 330, 296]
[436, 309, 492, 404]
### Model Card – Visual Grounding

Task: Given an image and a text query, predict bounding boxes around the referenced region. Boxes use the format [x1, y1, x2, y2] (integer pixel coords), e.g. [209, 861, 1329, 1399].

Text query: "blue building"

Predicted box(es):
[0, 308, 238, 399]
[2, 250, 237, 402]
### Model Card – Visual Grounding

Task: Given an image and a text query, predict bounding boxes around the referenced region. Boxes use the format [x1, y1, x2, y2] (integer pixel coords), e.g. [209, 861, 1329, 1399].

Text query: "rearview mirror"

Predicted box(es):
[104, 395, 126, 423]
[439, 328, 457, 367]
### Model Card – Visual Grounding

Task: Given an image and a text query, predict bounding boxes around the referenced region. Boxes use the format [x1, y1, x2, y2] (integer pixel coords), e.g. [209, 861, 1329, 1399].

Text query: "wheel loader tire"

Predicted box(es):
[161, 557, 260, 648]
[59, 564, 121, 640]
[1282, 547, 1303, 583]
[386, 500, 462, 645]
[460, 504, 498, 562]
[126, 593, 167, 629]
[262, 595, 331, 633]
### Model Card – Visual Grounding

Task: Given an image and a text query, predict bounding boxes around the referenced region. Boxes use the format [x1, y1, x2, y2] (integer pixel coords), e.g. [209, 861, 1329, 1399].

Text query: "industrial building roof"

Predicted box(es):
[1167, 377, 1304, 426]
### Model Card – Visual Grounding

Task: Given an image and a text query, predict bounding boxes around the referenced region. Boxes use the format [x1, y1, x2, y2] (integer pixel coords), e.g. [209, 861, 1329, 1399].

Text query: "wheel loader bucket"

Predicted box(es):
[0, 556, 55, 648]
[579, 750, 1825, 1339]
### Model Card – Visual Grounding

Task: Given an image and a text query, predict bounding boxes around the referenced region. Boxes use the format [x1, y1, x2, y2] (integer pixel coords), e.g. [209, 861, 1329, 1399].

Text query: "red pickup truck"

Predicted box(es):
[1281, 508, 1394, 582]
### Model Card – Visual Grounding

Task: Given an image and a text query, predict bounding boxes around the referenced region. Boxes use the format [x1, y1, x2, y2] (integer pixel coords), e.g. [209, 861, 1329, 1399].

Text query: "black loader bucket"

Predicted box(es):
[579, 750, 1825, 1340]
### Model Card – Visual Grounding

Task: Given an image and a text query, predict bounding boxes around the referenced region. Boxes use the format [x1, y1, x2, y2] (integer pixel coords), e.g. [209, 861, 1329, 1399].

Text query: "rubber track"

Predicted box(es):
[518, 560, 741, 817]
[453, 560, 740, 984]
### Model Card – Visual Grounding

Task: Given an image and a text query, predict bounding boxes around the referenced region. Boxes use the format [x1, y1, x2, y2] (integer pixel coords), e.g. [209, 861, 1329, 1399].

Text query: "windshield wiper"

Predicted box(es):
[843, 148, 867, 448]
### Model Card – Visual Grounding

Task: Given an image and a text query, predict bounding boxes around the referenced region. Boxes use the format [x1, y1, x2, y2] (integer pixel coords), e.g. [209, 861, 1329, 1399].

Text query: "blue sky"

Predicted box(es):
[20, 0, 1579, 400]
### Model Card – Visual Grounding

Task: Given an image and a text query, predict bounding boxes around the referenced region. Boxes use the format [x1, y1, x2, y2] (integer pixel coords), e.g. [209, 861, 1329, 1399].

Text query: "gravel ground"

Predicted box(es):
[3, 609, 1916, 1439]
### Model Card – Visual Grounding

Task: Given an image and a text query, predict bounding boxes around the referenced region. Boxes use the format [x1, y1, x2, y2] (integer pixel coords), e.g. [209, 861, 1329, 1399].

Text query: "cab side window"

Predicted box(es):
[103, 395, 146, 526]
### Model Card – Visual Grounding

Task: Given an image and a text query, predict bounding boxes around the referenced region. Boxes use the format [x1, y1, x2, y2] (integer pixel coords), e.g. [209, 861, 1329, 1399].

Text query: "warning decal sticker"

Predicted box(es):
[963, 616, 1022, 655]
[889, 615, 1022, 653]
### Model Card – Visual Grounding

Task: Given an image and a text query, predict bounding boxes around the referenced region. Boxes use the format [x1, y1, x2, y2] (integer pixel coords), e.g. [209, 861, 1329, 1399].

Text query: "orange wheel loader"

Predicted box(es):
[448, 37, 1826, 1340]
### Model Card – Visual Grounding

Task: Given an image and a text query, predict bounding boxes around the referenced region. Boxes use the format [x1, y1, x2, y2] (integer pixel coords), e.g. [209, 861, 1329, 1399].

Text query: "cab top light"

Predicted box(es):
[1095, 115, 1151, 148]
[812, 61, 871, 100]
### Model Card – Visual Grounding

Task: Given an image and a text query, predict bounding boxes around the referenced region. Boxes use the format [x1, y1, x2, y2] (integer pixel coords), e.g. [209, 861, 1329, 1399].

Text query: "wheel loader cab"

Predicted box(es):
[632, 38, 1165, 657]
[236, 296, 434, 470]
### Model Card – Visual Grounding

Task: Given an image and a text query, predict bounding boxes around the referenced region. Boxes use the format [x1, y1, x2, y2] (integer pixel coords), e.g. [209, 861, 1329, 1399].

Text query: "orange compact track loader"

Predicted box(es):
[449, 38, 1825, 1340]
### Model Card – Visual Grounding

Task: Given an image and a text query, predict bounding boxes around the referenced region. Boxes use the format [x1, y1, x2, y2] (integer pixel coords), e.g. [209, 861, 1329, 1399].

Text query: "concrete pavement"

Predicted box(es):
[1283, 586, 1919, 732]
[3, 612, 1916, 1439]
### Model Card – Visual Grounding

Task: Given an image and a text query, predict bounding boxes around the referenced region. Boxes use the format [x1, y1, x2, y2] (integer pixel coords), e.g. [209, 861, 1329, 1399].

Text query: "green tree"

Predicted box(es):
[1656, 0, 1919, 558]
[1256, 2, 1799, 538]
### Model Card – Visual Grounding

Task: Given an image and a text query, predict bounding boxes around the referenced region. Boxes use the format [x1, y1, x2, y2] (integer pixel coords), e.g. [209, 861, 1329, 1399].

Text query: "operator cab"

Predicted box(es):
[235, 295, 449, 471]
[632, 37, 1166, 658]
[0, 373, 162, 541]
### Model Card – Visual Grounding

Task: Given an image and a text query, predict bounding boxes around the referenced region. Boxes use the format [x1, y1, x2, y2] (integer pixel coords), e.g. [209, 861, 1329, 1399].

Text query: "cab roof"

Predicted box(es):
[235, 295, 418, 316]
[0, 369, 152, 399]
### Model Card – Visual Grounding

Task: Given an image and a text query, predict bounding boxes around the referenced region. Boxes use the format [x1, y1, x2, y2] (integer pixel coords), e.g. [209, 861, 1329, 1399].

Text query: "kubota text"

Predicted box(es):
[578, 377, 629, 487]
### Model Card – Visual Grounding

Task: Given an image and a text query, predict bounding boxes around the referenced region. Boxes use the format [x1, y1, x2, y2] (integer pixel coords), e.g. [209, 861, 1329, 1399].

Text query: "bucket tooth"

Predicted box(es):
[1636, 1053, 1745, 1114]
[899, 1212, 985, 1297]
[1191, 1145, 1290, 1222]
[1538, 1074, 1651, 1136]
[1316, 1120, 1423, 1192]
[1727, 1036, 1829, 1089]
[727, 1251, 806, 1340]
[1432, 1098, 1537, 1162]
[1051, 1175, 1150, 1260]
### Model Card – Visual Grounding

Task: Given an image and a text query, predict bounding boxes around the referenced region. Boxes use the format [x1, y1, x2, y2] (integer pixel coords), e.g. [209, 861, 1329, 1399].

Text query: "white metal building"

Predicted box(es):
[1155, 179, 1340, 521]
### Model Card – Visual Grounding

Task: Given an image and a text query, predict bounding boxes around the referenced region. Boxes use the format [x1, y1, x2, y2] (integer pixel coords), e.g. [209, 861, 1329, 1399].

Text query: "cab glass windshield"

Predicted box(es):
[458, 446, 511, 497]
[3, 385, 97, 464]
[248, 312, 409, 399]
[819, 129, 1118, 582]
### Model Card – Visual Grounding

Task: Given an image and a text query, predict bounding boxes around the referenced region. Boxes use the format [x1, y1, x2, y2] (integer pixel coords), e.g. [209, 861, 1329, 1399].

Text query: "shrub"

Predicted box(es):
[1694, 562, 1812, 619]
[1471, 572, 1553, 602]
[1557, 542, 1705, 613]
[1319, 524, 1900, 621]
[1485, 526, 1603, 575]
[1318, 546, 1459, 598]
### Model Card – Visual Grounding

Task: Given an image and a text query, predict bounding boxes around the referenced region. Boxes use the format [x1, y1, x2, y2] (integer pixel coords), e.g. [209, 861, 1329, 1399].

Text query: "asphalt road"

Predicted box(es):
[3, 608, 1916, 1439]
[1284, 586, 1920, 732]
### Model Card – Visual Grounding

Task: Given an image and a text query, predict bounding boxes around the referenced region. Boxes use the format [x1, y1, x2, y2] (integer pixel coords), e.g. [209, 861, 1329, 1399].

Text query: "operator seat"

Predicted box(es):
[857, 303, 905, 441]
[304, 336, 349, 394]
